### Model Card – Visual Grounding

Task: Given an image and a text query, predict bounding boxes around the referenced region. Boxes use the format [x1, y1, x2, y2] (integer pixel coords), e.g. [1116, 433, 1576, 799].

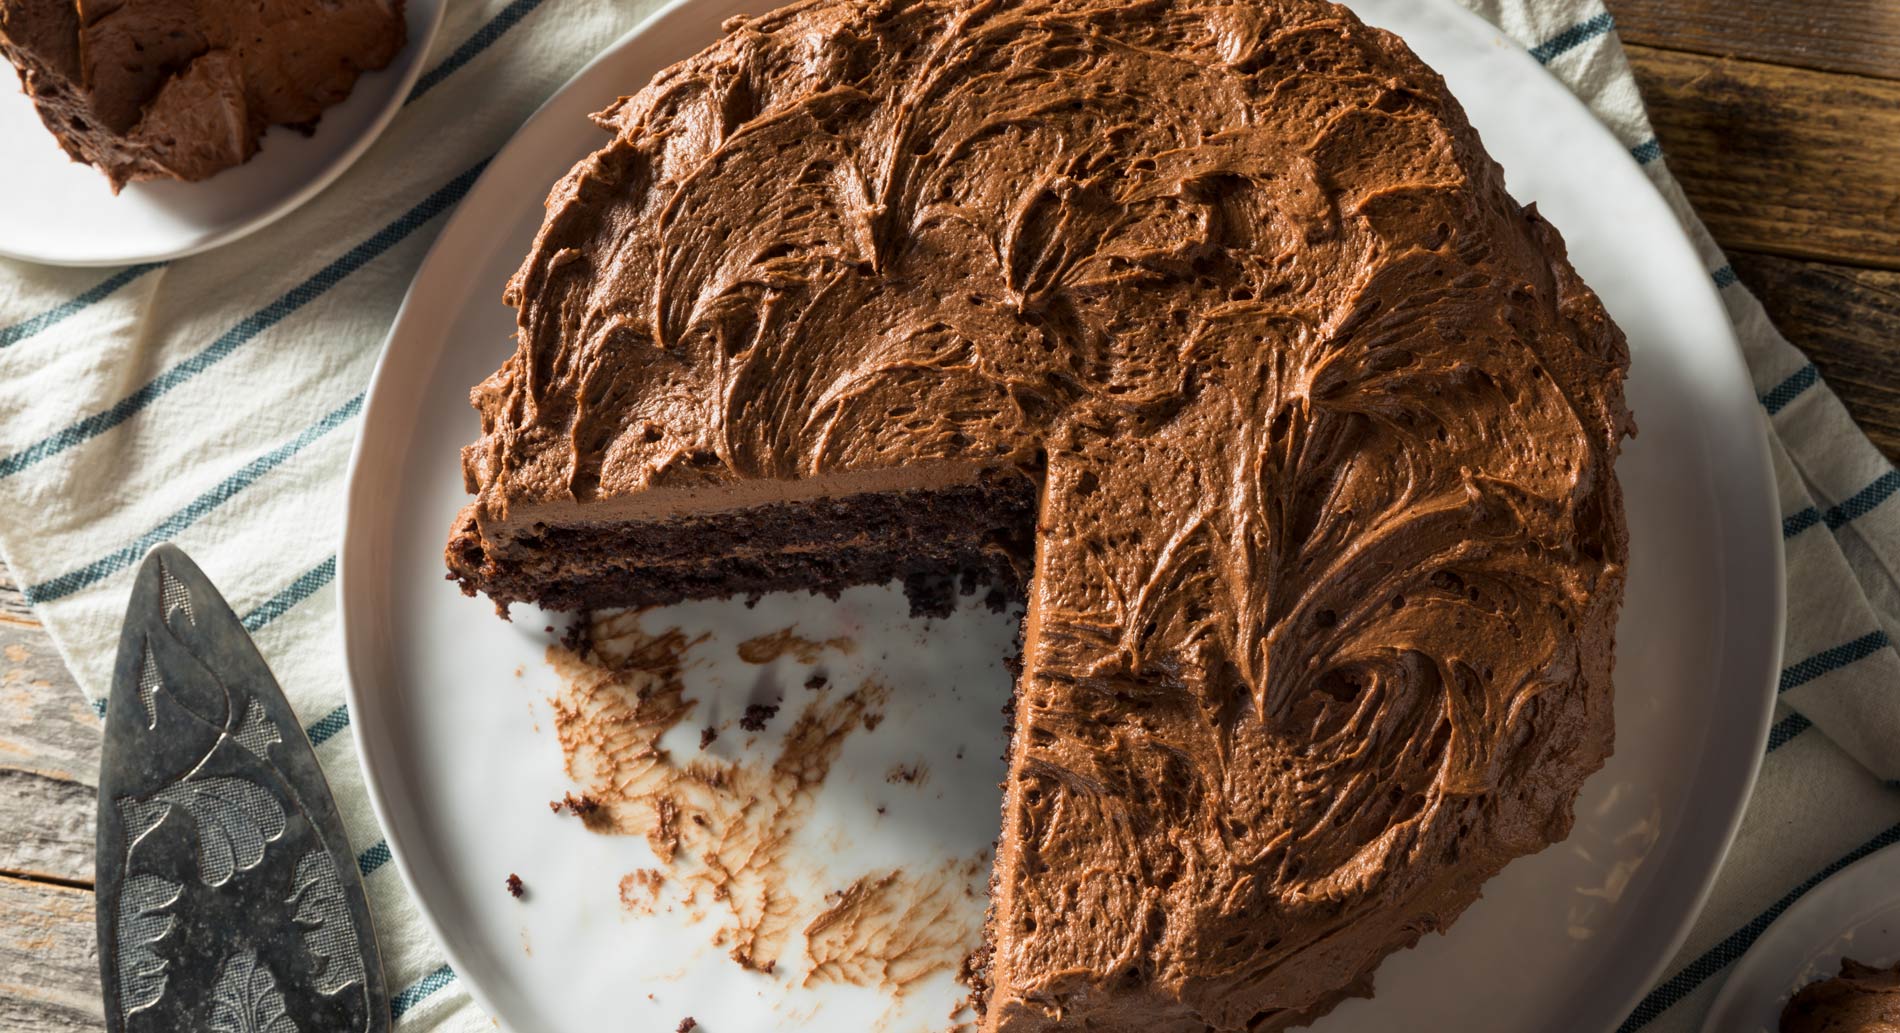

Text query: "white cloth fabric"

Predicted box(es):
[0, 1, 1894, 1029]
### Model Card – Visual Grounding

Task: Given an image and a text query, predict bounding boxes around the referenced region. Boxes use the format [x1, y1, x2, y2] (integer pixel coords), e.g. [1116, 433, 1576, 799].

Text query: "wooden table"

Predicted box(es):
[3, 4, 1897, 1030]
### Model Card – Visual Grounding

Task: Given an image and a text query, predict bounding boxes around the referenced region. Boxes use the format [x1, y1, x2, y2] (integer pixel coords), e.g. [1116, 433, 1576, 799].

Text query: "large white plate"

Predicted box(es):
[0, 0, 444, 267]
[1702, 842, 1900, 1033]
[339, 0, 1785, 1029]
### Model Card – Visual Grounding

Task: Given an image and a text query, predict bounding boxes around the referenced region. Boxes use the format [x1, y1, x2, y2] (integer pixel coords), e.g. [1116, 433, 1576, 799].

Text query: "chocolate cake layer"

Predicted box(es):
[447, 0, 1633, 1029]
[451, 477, 1036, 615]
[0, 0, 406, 190]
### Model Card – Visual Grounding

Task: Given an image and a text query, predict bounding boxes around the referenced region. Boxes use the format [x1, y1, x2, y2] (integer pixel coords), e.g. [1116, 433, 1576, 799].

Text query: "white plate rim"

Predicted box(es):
[1700, 841, 1900, 1033]
[0, 0, 447, 268]
[336, 0, 1787, 1028]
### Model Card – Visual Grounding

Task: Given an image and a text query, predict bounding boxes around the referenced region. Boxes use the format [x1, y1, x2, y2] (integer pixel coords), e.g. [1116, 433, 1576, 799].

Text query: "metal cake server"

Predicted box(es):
[96, 544, 389, 1033]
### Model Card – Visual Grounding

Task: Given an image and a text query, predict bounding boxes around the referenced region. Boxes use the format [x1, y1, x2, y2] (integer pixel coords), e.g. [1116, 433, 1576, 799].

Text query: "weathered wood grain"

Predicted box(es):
[0, 771, 93, 888]
[1609, 0, 1900, 83]
[1730, 251, 1900, 463]
[0, 608, 102, 785]
[0, 578, 34, 628]
[0, 876, 101, 1033]
[0, 572, 102, 1031]
[1625, 45, 1900, 272]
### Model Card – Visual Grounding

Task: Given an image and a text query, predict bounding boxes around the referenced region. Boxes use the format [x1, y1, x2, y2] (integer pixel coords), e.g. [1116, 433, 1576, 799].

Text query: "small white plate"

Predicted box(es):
[340, 0, 1785, 1030]
[0, 0, 444, 267]
[1702, 842, 1900, 1033]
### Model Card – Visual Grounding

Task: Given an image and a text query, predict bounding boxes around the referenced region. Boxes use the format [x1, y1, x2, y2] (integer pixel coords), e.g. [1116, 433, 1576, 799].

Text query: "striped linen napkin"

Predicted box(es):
[0, 1, 1895, 1030]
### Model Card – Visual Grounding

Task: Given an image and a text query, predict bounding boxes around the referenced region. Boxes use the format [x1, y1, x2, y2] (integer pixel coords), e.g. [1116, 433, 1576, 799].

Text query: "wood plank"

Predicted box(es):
[1625, 45, 1900, 271]
[0, 574, 102, 885]
[1609, 0, 1900, 83]
[1730, 251, 1900, 463]
[0, 573, 101, 1031]
[0, 618, 101, 783]
[1, 577, 35, 628]
[0, 876, 101, 1033]
[0, 770, 93, 888]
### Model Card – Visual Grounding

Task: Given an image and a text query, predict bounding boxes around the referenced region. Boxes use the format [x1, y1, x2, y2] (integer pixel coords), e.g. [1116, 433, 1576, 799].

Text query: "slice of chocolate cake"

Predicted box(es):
[1783, 958, 1900, 1033]
[0, 0, 406, 191]
[447, 0, 1632, 1029]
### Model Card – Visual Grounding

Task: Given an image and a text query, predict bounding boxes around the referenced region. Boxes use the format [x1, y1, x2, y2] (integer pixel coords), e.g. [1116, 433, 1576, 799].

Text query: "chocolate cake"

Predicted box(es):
[0, 0, 406, 191]
[1783, 959, 1900, 1033]
[447, 0, 1632, 1028]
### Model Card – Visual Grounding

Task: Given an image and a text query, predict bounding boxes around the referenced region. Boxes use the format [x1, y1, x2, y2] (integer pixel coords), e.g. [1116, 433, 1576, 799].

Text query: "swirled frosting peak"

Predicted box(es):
[452, 0, 1632, 1029]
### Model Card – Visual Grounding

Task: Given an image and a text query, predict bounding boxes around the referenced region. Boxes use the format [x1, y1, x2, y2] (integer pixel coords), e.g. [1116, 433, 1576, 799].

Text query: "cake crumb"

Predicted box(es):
[739, 703, 779, 732]
[551, 792, 600, 817]
[649, 796, 681, 864]
[804, 673, 827, 691]
[863, 711, 884, 732]
[677, 1019, 697, 1033]
[730, 946, 776, 974]
[505, 873, 524, 899]
[700, 726, 719, 749]
[619, 869, 666, 913]
[886, 762, 928, 786]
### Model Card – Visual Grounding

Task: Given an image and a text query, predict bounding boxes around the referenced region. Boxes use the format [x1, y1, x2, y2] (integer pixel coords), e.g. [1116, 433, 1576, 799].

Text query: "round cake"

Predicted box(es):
[446, 0, 1633, 1028]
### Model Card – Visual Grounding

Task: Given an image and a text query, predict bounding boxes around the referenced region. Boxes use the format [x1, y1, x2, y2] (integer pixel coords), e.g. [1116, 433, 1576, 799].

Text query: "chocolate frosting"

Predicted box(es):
[0, 0, 406, 191]
[1783, 959, 1900, 1033]
[456, 0, 1631, 1028]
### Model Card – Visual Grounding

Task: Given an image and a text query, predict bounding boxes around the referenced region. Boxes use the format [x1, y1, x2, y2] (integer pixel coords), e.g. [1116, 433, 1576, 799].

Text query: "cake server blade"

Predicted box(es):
[95, 543, 389, 1033]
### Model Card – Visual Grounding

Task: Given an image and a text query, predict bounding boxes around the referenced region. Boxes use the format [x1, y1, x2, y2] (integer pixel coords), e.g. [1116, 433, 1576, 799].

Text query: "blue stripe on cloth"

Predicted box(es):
[22, 394, 363, 605]
[358, 840, 392, 877]
[241, 554, 337, 632]
[1783, 470, 1900, 539]
[1761, 364, 1818, 415]
[1823, 471, 1900, 531]
[1779, 631, 1891, 693]
[0, 263, 163, 350]
[1618, 819, 1900, 1030]
[408, 0, 549, 102]
[0, 161, 487, 481]
[392, 964, 458, 1022]
[1529, 12, 1615, 64]
[1782, 507, 1820, 539]
[1629, 138, 1663, 165]
[1713, 265, 1739, 289]
[1766, 712, 1812, 752]
[306, 705, 352, 747]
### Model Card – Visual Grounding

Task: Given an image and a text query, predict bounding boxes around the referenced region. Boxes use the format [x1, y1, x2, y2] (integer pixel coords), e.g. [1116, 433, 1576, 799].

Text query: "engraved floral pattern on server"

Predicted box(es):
[288, 849, 369, 995]
[119, 775, 289, 887]
[113, 871, 183, 1021]
[207, 950, 300, 1033]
